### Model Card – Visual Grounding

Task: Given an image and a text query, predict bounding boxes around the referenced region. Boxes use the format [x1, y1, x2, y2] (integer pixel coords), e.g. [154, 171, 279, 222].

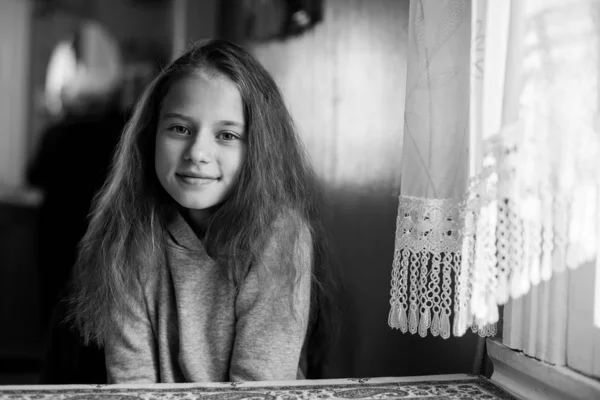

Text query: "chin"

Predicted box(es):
[177, 198, 216, 211]
[165, 185, 229, 213]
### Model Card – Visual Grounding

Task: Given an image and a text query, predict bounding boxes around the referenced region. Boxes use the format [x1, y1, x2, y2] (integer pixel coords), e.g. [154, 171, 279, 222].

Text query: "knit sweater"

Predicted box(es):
[104, 210, 312, 383]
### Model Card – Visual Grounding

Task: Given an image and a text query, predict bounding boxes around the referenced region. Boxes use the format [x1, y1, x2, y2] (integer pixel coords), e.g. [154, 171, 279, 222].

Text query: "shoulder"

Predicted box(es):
[244, 209, 313, 297]
[270, 208, 312, 240]
[258, 208, 313, 274]
[267, 208, 312, 251]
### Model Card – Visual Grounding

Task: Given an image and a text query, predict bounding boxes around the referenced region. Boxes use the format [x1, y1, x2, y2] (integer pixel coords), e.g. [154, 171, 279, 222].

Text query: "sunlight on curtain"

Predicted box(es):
[455, 0, 512, 336]
[390, 0, 600, 337]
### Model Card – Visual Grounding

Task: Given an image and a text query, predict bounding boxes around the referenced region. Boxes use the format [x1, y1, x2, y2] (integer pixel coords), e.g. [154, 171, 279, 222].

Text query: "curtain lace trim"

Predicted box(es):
[388, 196, 497, 338]
[389, 118, 599, 337]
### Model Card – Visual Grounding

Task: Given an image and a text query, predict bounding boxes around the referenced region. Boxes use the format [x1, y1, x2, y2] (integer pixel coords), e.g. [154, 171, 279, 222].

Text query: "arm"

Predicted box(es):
[230, 215, 313, 381]
[104, 275, 159, 383]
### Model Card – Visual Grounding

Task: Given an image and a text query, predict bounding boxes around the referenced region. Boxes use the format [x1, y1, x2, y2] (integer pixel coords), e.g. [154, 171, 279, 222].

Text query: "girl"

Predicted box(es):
[68, 39, 331, 383]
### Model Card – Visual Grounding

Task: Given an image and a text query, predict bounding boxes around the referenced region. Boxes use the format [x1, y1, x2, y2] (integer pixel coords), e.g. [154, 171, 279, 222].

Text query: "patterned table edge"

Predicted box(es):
[0, 376, 518, 400]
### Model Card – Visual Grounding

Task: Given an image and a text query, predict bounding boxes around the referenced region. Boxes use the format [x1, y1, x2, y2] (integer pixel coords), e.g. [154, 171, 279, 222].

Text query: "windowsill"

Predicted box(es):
[487, 338, 600, 400]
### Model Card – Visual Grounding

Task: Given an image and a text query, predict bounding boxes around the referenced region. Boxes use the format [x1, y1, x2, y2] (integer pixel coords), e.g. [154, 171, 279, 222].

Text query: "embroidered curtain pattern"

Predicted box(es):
[389, 0, 600, 337]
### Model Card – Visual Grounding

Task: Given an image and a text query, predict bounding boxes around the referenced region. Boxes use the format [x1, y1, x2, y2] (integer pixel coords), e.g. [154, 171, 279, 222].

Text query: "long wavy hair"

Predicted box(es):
[68, 39, 336, 349]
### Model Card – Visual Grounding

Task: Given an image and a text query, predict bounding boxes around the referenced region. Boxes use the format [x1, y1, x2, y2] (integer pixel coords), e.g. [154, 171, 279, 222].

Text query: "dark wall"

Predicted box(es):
[0, 201, 41, 369]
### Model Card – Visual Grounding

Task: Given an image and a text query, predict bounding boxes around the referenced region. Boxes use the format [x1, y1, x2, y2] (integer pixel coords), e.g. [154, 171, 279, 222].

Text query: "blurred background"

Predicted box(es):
[0, 0, 490, 385]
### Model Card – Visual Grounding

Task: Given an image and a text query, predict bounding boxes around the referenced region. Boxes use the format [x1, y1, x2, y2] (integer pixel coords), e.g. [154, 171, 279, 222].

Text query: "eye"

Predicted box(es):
[217, 131, 239, 141]
[167, 125, 190, 135]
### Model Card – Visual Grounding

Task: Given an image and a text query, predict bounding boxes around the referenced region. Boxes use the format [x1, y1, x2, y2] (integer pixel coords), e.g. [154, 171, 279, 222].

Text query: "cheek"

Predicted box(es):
[154, 138, 165, 176]
[230, 146, 247, 178]
[155, 137, 180, 173]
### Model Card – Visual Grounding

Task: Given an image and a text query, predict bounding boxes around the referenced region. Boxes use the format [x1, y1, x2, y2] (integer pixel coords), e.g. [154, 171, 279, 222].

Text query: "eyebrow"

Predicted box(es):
[161, 112, 245, 129]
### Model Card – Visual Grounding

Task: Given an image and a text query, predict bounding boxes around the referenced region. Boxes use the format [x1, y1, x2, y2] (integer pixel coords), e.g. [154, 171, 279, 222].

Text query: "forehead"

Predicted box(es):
[159, 72, 244, 121]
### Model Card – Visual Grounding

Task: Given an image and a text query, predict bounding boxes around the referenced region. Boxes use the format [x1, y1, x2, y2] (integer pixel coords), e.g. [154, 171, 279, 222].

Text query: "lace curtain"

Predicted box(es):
[389, 0, 600, 338]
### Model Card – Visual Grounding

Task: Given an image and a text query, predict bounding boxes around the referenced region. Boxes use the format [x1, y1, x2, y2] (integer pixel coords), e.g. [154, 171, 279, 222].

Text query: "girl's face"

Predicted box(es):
[155, 72, 246, 222]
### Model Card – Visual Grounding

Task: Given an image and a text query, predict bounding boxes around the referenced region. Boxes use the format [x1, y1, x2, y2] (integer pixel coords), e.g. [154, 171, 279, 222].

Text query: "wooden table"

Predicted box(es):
[0, 374, 518, 399]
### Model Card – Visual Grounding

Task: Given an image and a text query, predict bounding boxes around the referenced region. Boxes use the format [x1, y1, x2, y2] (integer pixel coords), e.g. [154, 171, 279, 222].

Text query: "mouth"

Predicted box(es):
[176, 173, 219, 185]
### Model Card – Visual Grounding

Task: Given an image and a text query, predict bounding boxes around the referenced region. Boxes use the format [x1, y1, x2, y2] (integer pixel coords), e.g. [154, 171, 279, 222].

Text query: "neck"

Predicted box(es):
[182, 207, 215, 239]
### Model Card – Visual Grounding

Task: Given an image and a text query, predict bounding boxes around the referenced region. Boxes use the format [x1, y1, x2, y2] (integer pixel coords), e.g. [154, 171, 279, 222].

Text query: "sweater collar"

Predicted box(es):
[166, 210, 207, 254]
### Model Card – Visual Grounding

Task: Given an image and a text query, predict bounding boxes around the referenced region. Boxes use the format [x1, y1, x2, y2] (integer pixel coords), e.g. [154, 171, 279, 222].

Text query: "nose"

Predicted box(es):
[184, 131, 214, 164]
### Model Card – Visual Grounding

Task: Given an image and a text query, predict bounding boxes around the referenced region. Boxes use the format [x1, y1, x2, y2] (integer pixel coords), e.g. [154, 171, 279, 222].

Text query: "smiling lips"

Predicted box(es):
[176, 172, 219, 185]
